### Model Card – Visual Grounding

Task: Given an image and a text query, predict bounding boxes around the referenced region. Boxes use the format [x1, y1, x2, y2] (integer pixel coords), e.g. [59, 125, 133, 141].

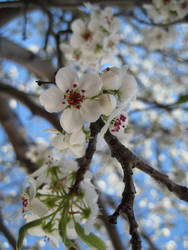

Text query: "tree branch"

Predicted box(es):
[0, 82, 61, 131]
[99, 196, 128, 250]
[0, 36, 55, 80]
[0, 95, 37, 173]
[104, 130, 142, 250]
[0, 0, 152, 9]
[103, 127, 188, 203]
[0, 210, 16, 250]
[70, 118, 104, 194]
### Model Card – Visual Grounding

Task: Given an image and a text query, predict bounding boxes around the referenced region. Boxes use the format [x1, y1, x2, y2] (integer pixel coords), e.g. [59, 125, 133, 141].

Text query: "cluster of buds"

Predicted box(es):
[111, 114, 127, 133]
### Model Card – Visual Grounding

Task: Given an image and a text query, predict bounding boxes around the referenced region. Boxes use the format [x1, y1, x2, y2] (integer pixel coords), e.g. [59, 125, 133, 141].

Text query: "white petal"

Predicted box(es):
[71, 144, 86, 158]
[71, 19, 85, 34]
[119, 73, 138, 101]
[111, 18, 121, 33]
[70, 130, 86, 146]
[60, 109, 84, 133]
[60, 43, 72, 53]
[101, 68, 121, 90]
[102, 7, 113, 18]
[51, 133, 67, 150]
[80, 100, 102, 122]
[28, 225, 45, 237]
[67, 221, 78, 239]
[100, 94, 116, 116]
[39, 88, 65, 113]
[48, 232, 60, 248]
[79, 73, 102, 98]
[30, 199, 49, 217]
[70, 34, 83, 48]
[55, 66, 78, 92]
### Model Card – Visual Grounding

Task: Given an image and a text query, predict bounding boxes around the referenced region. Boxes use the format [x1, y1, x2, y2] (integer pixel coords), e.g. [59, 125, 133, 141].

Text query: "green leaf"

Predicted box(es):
[176, 94, 188, 104]
[74, 223, 106, 250]
[17, 218, 44, 250]
[58, 199, 77, 249]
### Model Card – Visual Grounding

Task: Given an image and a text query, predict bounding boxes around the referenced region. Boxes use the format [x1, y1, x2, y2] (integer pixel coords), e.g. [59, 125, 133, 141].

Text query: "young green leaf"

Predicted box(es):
[74, 222, 106, 250]
[17, 218, 44, 250]
[58, 199, 77, 249]
[176, 94, 188, 104]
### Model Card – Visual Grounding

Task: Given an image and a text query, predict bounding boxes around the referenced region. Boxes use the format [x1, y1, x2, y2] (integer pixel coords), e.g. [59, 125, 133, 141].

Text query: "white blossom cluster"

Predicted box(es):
[143, 27, 177, 50]
[39, 66, 137, 158]
[61, 3, 121, 71]
[20, 3, 138, 249]
[21, 156, 98, 248]
[144, 0, 188, 23]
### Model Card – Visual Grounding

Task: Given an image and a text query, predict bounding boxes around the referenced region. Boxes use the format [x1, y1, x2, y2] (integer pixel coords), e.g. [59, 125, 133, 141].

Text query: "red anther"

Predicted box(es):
[76, 105, 80, 109]
[83, 31, 92, 41]
[62, 101, 66, 104]
[66, 89, 69, 93]
[73, 84, 77, 88]
[120, 114, 126, 122]
[106, 67, 111, 71]
[81, 89, 86, 93]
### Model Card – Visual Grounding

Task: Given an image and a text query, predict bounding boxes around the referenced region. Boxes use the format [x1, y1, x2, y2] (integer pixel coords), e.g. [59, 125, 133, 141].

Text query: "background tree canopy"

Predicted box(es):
[0, 0, 187, 249]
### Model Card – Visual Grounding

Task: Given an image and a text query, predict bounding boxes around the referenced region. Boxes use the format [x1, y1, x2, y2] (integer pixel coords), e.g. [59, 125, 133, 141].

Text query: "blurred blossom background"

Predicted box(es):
[0, 0, 187, 249]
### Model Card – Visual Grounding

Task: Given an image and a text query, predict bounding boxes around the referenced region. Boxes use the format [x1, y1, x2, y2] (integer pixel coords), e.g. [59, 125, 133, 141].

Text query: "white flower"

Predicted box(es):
[100, 94, 116, 116]
[40, 66, 102, 133]
[101, 67, 122, 90]
[80, 173, 99, 235]
[26, 142, 49, 164]
[100, 7, 121, 34]
[101, 66, 137, 101]
[70, 19, 103, 50]
[143, 27, 177, 51]
[98, 66, 137, 142]
[144, 0, 188, 22]
[50, 129, 86, 158]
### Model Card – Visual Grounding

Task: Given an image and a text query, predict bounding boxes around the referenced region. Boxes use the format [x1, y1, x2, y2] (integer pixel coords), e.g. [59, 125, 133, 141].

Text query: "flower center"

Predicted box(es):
[82, 30, 92, 41]
[73, 49, 82, 61]
[106, 67, 111, 71]
[111, 114, 127, 132]
[108, 41, 115, 48]
[21, 196, 28, 213]
[62, 84, 86, 109]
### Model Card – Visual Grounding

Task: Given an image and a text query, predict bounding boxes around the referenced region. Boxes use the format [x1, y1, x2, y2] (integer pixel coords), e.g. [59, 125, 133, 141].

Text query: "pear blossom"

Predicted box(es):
[101, 66, 138, 102]
[144, 0, 188, 23]
[50, 129, 86, 158]
[26, 141, 49, 165]
[98, 66, 137, 142]
[143, 27, 177, 51]
[70, 18, 103, 51]
[21, 158, 99, 248]
[99, 94, 117, 116]
[61, 4, 121, 71]
[80, 176, 99, 235]
[100, 7, 121, 34]
[40, 66, 102, 133]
